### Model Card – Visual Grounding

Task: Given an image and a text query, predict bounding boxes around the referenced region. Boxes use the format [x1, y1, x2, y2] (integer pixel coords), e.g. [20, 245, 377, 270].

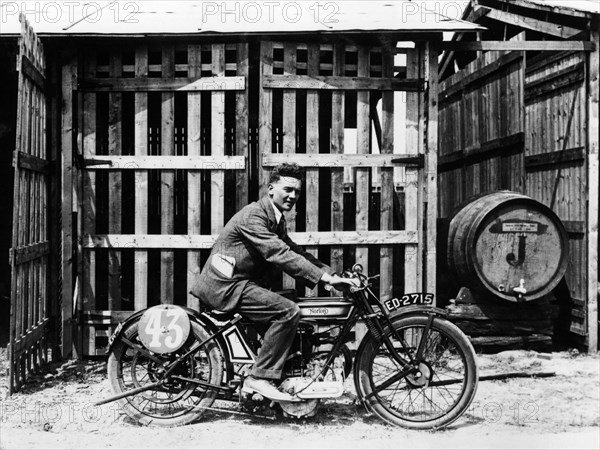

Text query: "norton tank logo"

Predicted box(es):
[308, 308, 329, 315]
[489, 219, 547, 234]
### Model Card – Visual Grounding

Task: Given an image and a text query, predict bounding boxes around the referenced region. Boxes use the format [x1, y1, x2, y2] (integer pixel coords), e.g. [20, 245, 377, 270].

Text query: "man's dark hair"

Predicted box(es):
[269, 163, 305, 184]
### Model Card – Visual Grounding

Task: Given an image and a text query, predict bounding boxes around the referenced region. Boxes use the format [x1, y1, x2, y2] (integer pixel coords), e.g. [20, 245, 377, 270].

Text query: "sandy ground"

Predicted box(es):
[0, 347, 598, 450]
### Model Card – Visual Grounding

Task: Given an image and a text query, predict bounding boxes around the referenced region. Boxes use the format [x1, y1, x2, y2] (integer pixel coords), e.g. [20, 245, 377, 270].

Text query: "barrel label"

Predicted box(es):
[489, 220, 547, 234]
[502, 222, 538, 233]
[383, 293, 434, 313]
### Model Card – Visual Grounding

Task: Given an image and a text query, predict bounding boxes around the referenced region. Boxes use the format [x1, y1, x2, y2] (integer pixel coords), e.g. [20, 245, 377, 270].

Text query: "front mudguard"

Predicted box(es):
[105, 306, 234, 379]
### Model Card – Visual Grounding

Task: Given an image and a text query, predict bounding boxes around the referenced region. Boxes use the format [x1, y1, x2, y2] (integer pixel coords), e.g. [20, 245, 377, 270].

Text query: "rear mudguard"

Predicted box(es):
[105, 306, 235, 380]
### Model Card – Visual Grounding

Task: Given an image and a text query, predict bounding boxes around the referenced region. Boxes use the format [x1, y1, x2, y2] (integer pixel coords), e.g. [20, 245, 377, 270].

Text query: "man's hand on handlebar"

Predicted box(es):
[320, 272, 357, 292]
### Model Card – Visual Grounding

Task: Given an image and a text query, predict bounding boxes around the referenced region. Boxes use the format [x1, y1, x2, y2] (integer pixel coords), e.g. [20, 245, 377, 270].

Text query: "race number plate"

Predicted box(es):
[138, 305, 191, 354]
[383, 293, 434, 313]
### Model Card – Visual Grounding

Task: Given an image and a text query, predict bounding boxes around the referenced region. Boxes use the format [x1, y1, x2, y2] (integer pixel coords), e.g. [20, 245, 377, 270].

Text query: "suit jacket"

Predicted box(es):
[190, 196, 332, 311]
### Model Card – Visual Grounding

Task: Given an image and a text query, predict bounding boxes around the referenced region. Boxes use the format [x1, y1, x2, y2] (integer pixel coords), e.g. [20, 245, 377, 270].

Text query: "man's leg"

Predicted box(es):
[236, 282, 300, 380]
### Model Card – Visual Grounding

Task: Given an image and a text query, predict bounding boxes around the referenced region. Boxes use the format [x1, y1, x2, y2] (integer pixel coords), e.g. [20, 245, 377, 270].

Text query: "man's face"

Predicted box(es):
[269, 176, 302, 212]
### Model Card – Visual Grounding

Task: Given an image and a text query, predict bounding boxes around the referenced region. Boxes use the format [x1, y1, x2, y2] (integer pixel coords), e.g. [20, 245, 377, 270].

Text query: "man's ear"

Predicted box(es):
[267, 183, 273, 196]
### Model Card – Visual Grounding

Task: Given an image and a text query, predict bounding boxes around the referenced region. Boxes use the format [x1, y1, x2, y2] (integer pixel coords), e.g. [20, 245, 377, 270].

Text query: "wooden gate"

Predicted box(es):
[78, 43, 249, 355]
[9, 14, 52, 393]
[75, 39, 438, 356]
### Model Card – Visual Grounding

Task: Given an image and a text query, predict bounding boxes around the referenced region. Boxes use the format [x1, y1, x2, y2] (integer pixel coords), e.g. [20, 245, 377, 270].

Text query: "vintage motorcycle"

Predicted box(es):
[96, 264, 478, 429]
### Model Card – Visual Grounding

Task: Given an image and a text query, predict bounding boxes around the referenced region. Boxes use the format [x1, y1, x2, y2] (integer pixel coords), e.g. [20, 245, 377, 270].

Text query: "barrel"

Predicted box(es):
[447, 191, 569, 302]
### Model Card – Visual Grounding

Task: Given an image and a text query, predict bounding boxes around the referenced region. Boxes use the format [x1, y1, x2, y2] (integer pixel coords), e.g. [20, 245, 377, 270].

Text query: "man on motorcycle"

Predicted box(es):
[190, 163, 352, 402]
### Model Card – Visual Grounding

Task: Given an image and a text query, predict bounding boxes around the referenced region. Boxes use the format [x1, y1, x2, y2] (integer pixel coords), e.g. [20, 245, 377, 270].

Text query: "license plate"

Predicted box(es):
[383, 293, 434, 313]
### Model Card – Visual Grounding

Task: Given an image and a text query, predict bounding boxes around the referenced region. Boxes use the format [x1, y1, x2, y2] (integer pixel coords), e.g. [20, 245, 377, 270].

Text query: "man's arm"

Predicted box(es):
[237, 211, 326, 287]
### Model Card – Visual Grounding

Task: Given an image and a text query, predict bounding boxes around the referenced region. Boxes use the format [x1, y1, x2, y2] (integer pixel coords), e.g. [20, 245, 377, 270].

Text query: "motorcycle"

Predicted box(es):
[96, 264, 478, 429]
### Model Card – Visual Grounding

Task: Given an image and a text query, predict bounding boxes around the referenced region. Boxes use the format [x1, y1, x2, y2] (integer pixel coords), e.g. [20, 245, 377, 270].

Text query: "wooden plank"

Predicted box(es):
[305, 43, 320, 297]
[380, 44, 394, 301]
[79, 76, 246, 91]
[424, 43, 438, 300]
[12, 318, 50, 354]
[259, 41, 273, 198]
[235, 43, 250, 211]
[439, 41, 595, 52]
[439, 52, 523, 101]
[356, 46, 370, 276]
[282, 43, 298, 291]
[404, 49, 421, 293]
[525, 67, 585, 102]
[82, 53, 97, 356]
[108, 53, 122, 312]
[262, 153, 421, 168]
[524, 147, 585, 170]
[187, 44, 201, 311]
[161, 45, 175, 304]
[11, 242, 50, 265]
[84, 155, 245, 169]
[355, 46, 370, 343]
[14, 151, 50, 174]
[134, 46, 149, 312]
[211, 44, 226, 236]
[330, 43, 345, 275]
[587, 28, 599, 351]
[83, 230, 418, 249]
[20, 54, 46, 92]
[61, 55, 76, 358]
[473, 5, 583, 39]
[263, 75, 424, 91]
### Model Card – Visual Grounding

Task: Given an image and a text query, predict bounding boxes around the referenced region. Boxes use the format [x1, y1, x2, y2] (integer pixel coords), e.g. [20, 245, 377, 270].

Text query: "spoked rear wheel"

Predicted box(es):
[355, 315, 478, 429]
[107, 320, 223, 427]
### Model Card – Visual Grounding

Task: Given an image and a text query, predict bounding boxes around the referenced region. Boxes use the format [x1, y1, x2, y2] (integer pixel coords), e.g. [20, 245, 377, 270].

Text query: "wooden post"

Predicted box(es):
[587, 27, 599, 352]
[161, 45, 175, 304]
[424, 42, 439, 301]
[282, 43, 297, 290]
[187, 44, 202, 310]
[355, 46, 370, 340]
[259, 42, 273, 198]
[211, 44, 226, 235]
[82, 53, 96, 356]
[235, 43, 250, 211]
[108, 53, 122, 311]
[405, 48, 421, 293]
[135, 46, 149, 311]
[380, 43, 395, 301]
[61, 54, 76, 358]
[305, 43, 320, 296]
[330, 43, 345, 275]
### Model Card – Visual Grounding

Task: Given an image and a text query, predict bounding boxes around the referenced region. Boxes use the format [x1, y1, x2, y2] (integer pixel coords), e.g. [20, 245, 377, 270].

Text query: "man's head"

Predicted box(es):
[268, 163, 304, 212]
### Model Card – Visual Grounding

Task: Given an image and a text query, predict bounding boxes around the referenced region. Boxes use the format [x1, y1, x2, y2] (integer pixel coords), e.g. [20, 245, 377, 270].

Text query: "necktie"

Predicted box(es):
[277, 216, 286, 238]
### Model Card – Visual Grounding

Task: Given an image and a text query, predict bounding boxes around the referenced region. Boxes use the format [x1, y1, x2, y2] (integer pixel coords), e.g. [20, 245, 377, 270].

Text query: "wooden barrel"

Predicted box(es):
[447, 191, 569, 302]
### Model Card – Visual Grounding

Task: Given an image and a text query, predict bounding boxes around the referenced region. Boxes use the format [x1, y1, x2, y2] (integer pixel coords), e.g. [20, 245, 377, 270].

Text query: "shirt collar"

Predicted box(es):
[268, 198, 283, 224]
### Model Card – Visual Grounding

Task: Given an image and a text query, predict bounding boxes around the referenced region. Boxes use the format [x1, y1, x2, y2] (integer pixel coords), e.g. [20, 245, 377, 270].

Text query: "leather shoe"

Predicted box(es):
[242, 376, 299, 402]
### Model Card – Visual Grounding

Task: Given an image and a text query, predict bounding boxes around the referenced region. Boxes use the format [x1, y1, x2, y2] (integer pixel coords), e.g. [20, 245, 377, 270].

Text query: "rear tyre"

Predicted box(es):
[354, 315, 478, 429]
[107, 320, 223, 427]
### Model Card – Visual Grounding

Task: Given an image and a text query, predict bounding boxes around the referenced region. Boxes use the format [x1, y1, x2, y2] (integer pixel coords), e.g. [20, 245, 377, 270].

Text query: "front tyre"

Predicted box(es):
[107, 320, 223, 427]
[355, 315, 478, 429]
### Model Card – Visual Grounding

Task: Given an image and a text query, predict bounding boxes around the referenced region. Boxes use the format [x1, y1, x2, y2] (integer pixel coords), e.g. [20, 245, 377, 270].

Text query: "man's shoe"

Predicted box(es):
[242, 376, 299, 402]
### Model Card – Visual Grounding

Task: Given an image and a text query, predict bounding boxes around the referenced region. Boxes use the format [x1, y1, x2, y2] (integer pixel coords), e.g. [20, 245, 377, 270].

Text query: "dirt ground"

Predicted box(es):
[0, 347, 598, 450]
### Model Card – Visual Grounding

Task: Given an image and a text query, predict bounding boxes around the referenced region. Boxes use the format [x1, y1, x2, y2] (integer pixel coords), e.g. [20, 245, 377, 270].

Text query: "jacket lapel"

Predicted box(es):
[259, 196, 279, 233]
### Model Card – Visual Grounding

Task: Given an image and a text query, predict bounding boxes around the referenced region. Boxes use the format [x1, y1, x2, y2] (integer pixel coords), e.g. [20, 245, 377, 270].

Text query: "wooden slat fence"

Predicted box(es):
[76, 39, 437, 355]
[8, 14, 51, 394]
[259, 40, 435, 306]
[79, 43, 248, 355]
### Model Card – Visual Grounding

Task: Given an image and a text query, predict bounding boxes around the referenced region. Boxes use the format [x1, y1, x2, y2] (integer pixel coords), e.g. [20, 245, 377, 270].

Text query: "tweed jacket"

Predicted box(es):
[190, 196, 331, 312]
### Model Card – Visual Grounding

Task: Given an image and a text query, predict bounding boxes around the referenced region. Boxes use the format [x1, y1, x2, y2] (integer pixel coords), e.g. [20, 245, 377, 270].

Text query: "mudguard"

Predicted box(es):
[386, 305, 448, 319]
[105, 306, 234, 378]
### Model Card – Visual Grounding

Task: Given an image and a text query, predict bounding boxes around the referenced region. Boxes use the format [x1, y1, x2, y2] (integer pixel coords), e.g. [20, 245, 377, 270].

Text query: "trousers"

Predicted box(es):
[236, 282, 300, 380]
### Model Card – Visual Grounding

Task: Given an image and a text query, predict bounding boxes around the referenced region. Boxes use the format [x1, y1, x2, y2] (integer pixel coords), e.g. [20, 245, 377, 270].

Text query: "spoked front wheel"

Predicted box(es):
[107, 320, 223, 427]
[354, 315, 478, 429]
